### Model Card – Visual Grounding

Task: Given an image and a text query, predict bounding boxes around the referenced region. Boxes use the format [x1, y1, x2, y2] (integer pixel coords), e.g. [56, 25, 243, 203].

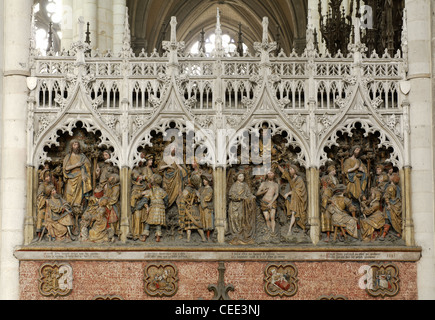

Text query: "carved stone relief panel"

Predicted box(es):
[38, 263, 73, 298]
[320, 123, 404, 245]
[144, 263, 179, 297]
[35, 124, 120, 244]
[366, 263, 400, 298]
[226, 125, 310, 246]
[263, 263, 298, 298]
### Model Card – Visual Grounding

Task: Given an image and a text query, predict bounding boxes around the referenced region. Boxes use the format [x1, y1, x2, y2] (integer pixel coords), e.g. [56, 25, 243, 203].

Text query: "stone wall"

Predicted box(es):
[18, 257, 418, 300]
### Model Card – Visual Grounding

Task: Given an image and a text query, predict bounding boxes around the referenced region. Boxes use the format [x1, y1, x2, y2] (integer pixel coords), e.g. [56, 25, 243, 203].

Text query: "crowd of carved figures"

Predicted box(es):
[34, 126, 402, 245]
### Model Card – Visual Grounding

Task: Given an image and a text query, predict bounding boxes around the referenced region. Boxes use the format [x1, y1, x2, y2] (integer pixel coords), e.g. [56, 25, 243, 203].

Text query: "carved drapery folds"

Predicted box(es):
[26, 11, 411, 247]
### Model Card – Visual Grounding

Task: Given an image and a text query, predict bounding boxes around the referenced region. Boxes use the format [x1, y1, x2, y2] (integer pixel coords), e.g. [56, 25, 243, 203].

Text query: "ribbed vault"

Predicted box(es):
[127, 0, 308, 54]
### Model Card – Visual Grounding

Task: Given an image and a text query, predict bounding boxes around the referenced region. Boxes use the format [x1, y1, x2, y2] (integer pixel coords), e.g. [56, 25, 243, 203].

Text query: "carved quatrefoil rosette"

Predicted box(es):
[318, 295, 348, 300]
[264, 263, 298, 298]
[38, 263, 73, 298]
[94, 295, 123, 300]
[366, 263, 400, 298]
[144, 263, 179, 297]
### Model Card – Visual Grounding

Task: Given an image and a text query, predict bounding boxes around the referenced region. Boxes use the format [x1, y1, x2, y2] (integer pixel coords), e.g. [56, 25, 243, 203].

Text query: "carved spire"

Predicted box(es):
[213, 8, 225, 57]
[199, 28, 206, 54]
[120, 6, 133, 58]
[85, 22, 92, 56]
[47, 22, 54, 53]
[306, 9, 316, 54]
[72, 16, 89, 65]
[162, 16, 185, 70]
[262, 17, 269, 44]
[237, 23, 244, 57]
[254, 17, 277, 67]
[170, 16, 177, 43]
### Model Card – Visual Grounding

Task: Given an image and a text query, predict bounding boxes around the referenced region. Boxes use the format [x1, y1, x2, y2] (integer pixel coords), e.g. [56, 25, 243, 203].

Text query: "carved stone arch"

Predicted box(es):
[316, 81, 405, 169]
[228, 75, 310, 162]
[31, 83, 123, 169]
[129, 73, 218, 168]
[32, 116, 122, 169]
[129, 115, 217, 169]
[318, 118, 404, 170]
[226, 117, 309, 169]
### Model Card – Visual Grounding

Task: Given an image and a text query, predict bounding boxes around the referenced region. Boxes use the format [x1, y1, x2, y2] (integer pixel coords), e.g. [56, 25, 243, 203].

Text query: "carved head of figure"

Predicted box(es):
[327, 165, 336, 176]
[202, 173, 213, 187]
[376, 164, 384, 175]
[371, 188, 382, 201]
[42, 169, 52, 183]
[267, 171, 275, 181]
[70, 140, 82, 154]
[390, 173, 400, 185]
[103, 150, 111, 161]
[385, 163, 394, 175]
[350, 145, 361, 158]
[47, 185, 59, 199]
[237, 173, 245, 183]
[44, 183, 55, 197]
[289, 165, 300, 177]
[109, 174, 120, 186]
[189, 174, 202, 190]
[152, 174, 163, 186]
[146, 155, 154, 168]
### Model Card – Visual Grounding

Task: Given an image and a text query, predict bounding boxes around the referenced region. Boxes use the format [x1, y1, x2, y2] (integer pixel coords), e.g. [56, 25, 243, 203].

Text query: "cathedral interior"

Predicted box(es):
[1, 0, 434, 301]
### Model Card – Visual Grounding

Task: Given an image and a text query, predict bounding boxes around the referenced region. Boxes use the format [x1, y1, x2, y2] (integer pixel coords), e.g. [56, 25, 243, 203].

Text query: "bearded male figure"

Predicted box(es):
[63, 140, 93, 208]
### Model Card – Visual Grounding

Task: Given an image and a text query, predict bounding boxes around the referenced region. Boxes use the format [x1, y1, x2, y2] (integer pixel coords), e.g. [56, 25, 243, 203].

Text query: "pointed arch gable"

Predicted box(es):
[128, 75, 217, 168]
[31, 83, 123, 169]
[316, 82, 405, 169]
[225, 80, 310, 168]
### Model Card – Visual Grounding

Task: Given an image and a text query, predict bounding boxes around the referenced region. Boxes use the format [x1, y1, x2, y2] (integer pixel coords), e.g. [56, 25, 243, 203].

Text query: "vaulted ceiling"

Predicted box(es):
[127, 0, 308, 54]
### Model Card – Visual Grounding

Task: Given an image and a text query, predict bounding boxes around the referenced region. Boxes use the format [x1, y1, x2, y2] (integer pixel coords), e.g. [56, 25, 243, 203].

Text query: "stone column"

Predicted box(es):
[119, 167, 130, 243]
[98, 0, 114, 53]
[0, 0, 33, 300]
[308, 0, 323, 53]
[213, 166, 227, 244]
[406, 0, 435, 300]
[72, 0, 84, 42]
[61, 0, 74, 50]
[308, 167, 321, 245]
[113, 0, 126, 54]
[402, 167, 415, 246]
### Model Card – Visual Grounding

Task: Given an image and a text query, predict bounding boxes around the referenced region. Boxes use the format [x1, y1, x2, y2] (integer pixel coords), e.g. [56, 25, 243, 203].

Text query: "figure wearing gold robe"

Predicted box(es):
[199, 174, 214, 241]
[179, 175, 207, 242]
[320, 166, 339, 240]
[343, 146, 368, 201]
[63, 140, 93, 207]
[158, 154, 188, 209]
[279, 165, 308, 234]
[104, 174, 121, 236]
[36, 170, 55, 236]
[382, 173, 402, 239]
[43, 186, 75, 241]
[328, 185, 358, 239]
[130, 156, 155, 240]
[360, 188, 386, 241]
[88, 207, 112, 243]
